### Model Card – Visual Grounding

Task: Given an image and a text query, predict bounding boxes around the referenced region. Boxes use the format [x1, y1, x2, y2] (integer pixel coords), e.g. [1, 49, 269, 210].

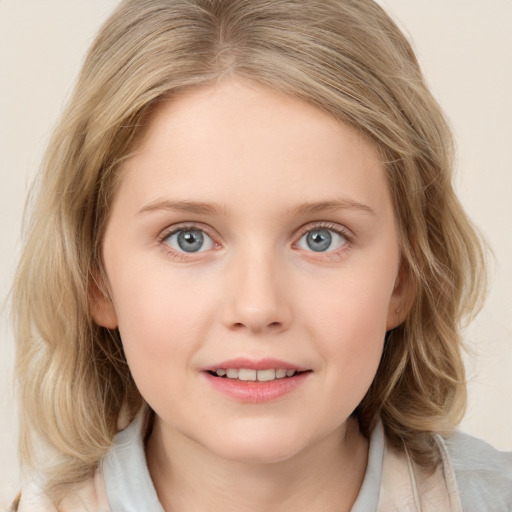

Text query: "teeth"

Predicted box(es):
[239, 369, 257, 381]
[213, 368, 298, 381]
[226, 368, 238, 379]
[257, 369, 276, 381]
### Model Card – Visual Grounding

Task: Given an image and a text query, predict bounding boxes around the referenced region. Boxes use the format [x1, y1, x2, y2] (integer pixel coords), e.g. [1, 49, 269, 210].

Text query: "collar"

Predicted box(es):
[102, 412, 385, 511]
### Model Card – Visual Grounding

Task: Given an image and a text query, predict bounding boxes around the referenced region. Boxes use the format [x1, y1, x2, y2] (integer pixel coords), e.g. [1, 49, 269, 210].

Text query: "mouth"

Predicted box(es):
[202, 359, 312, 402]
[206, 368, 310, 382]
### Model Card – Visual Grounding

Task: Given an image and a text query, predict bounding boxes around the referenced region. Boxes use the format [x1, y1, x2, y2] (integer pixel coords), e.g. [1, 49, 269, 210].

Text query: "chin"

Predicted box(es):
[202, 424, 313, 465]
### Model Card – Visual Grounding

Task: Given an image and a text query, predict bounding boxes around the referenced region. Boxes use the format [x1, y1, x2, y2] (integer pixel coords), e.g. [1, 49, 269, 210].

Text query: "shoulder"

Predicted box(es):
[442, 430, 512, 511]
[10, 482, 57, 512]
[14, 468, 110, 512]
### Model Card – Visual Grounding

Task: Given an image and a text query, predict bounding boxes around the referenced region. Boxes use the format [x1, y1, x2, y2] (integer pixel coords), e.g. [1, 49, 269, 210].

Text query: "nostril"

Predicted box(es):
[230, 321, 282, 331]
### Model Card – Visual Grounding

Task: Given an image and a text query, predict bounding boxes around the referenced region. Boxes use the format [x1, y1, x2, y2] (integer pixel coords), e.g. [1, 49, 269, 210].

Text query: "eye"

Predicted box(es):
[163, 228, 214, 253]
[297, 227, 347, 253]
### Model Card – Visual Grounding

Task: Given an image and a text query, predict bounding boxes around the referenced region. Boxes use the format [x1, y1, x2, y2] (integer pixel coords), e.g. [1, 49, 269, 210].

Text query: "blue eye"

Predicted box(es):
[163, 229, 214, 253]
[297, 228, 347, 252]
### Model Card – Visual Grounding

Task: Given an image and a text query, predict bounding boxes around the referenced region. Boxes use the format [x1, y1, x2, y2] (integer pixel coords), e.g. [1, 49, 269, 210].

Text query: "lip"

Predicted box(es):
[201, 358, 311, 403]
[202, 358, 308, 372]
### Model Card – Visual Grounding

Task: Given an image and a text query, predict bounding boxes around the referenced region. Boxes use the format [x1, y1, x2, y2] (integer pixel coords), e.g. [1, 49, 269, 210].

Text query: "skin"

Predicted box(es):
[92, 79, 413, 512]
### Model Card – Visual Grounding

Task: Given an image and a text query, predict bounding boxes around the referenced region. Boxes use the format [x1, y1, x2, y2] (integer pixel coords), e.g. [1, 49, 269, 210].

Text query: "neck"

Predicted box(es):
[146, 417, 368, 512]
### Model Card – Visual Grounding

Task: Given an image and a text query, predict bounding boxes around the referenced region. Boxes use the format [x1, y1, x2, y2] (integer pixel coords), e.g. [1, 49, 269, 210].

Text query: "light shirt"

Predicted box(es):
[16, 411, 512, 511]
[103, 412, 385, 511]
[102, 411, 512, 511]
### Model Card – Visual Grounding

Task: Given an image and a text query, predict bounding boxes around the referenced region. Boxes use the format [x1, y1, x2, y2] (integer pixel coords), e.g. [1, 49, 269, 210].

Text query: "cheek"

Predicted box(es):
[302, 268, 394, 399]
[304, 265, 394, 342]
[108, 268, 217, 391]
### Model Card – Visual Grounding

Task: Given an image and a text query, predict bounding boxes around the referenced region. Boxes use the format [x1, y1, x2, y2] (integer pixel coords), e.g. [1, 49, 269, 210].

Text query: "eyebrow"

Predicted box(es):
[137, 199, 225, 216]
[289, 199, 376, 217]
[137, 198, 375, 217]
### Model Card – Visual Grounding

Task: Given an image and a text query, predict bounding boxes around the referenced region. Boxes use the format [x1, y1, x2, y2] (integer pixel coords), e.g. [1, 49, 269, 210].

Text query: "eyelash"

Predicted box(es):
[294, 222, 352, 258]
[157, 223, 218, 261]
[157, 221, 353, 261]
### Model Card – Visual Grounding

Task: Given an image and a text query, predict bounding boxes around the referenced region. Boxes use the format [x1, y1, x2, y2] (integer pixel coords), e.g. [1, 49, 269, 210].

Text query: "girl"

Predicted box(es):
[10, 0, 512, 510]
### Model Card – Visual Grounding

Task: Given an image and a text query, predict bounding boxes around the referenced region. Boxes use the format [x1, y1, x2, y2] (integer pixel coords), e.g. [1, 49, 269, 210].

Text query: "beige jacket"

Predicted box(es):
[11, 434, 463, 512]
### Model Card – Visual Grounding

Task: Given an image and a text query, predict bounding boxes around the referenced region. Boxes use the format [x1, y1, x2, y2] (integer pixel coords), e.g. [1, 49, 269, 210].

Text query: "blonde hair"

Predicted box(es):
[13, 0, 486, 501]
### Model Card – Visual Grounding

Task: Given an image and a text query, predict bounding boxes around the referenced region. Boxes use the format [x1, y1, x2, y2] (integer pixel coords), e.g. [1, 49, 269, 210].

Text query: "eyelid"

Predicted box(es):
[157, 222, 221, 259]
[157, 222, 218, 243]
[156, 221, 352, 260]
[292, 221, 353, 258]
[295, 221, 353, 242]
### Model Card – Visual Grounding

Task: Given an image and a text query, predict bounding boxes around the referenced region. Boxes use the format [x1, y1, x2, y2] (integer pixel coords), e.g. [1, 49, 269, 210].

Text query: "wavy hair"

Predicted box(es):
[13, 0, 486, 502]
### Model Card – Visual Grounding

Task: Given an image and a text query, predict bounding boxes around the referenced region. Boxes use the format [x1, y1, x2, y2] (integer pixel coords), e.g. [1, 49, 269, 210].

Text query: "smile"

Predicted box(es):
[203, 359, 311, 402]
[209, 368, 299, 381]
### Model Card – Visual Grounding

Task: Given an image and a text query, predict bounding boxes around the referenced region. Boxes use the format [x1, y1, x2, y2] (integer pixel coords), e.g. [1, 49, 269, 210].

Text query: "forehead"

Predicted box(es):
[116, 79, 392, 220]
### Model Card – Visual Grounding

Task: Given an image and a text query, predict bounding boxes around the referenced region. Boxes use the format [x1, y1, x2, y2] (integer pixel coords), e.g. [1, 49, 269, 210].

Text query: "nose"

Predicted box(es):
[221, 250, 292, 334]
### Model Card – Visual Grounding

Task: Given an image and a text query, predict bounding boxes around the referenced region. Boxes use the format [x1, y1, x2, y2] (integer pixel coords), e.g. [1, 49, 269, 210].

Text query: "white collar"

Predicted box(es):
[103, 411, 385, 512]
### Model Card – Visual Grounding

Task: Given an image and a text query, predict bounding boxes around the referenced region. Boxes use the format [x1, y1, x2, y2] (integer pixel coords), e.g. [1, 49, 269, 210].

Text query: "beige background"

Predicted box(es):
[1, 0, 511, 503]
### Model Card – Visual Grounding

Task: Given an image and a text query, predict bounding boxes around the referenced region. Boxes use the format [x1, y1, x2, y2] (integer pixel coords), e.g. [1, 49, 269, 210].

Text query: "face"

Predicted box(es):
[92, 79, 411, 464]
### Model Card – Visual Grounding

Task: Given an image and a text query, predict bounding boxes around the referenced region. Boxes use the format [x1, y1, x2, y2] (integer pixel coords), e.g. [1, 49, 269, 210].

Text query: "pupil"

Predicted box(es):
[306, 229, 332, 252]
[177, 230, 204, 252]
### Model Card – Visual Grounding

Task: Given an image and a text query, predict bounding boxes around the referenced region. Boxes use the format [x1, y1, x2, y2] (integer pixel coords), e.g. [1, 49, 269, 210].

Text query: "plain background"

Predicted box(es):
[0, 0, 511, 504]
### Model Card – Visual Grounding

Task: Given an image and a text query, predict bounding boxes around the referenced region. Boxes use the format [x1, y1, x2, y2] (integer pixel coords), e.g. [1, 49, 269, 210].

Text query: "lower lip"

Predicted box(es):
[203, 372, 310, 403]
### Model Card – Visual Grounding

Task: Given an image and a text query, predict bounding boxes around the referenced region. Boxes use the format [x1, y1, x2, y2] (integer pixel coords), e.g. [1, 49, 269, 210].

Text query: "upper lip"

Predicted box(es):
[202, 358, 309, 372]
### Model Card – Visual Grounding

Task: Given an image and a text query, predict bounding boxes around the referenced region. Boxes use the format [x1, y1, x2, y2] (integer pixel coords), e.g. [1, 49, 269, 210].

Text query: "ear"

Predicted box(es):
[386, 260, 416, 331]
[89, 271, 118, 329]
